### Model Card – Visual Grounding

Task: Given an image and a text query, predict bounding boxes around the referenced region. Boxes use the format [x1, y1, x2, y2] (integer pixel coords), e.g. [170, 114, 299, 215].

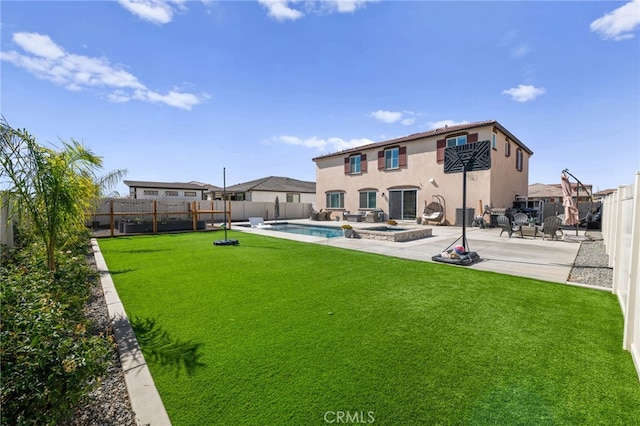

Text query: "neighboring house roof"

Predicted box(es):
[225, 176, 316, 193]
[189, 181, 223, 192]
[594, 188, 616, 198]
[124, 180, 210, 190]
[312, 120, 533, 161]
[528, 182, 594, 199]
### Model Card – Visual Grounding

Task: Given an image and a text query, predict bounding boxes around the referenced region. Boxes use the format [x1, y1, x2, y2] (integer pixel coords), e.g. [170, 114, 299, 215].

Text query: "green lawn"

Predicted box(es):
[98, 231, 640, 425]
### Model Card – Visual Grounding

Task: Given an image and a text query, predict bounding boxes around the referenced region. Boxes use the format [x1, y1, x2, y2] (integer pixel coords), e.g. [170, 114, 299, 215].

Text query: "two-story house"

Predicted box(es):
[312, 120, 533, 224]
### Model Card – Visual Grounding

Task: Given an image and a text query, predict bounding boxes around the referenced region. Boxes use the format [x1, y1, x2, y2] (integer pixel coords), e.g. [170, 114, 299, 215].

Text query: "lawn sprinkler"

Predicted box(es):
[214, 167, 239, 246]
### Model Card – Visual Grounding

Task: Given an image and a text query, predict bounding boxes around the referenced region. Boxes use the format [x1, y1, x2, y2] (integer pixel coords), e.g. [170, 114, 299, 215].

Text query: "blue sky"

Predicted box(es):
[2, 0, 639, 196]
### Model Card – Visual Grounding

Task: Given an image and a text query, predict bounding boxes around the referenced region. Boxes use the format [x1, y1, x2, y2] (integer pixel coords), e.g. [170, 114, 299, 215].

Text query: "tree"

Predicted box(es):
[1, 118, 126, 271]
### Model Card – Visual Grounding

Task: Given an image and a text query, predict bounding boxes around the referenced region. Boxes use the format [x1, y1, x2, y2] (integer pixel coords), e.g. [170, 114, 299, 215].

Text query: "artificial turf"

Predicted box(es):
[97, 231, 640, 425]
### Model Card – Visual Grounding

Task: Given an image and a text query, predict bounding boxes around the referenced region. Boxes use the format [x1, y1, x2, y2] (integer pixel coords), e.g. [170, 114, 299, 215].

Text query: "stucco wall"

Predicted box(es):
[314, 124, 530, 224]
[249, 191, 316, 206]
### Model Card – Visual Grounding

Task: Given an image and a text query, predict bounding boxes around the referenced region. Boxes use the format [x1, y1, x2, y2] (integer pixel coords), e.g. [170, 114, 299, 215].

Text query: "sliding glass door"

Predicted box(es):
[388, 190, 417, 220]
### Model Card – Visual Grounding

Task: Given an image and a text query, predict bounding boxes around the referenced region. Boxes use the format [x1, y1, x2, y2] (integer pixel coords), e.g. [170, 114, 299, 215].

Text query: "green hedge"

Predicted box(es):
[1, 241, 111, 425]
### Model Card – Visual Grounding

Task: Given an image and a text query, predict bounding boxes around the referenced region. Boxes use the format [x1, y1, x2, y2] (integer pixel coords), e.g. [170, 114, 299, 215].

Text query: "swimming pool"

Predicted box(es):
[263, 223, 344, 238]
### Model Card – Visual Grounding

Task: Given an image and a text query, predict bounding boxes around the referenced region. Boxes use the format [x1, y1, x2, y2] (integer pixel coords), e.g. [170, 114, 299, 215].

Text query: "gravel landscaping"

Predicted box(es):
[567, 230, 613, 289]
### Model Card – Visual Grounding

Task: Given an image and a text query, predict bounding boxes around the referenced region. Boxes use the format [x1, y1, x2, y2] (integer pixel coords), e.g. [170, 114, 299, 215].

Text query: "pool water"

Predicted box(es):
[264, 223, 343, 238]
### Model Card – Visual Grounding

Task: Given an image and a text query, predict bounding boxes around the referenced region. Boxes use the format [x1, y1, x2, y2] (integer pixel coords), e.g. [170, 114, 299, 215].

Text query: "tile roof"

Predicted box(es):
[312, 120, 533, 161]
[225, 176, 316, 193]
[123, 180, 212, 190]
[528, 182, 593, 198]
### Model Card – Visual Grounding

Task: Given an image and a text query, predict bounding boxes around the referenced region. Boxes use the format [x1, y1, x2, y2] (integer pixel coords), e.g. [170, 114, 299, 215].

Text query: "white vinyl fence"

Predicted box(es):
[602, 171, 640, 380]
[0, 192, 14, 257]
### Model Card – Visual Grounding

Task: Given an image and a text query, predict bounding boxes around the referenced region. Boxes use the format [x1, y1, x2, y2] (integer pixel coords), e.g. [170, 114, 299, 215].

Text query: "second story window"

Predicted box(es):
[184, 191, 197, 197]
[350, 155, 361, 174]
[143, 190, 158, 196]
[385, 147, 399, 169]
[446, 135, 467, 147]
[165, 190, 178, 196]
[516, 149, 523, 171]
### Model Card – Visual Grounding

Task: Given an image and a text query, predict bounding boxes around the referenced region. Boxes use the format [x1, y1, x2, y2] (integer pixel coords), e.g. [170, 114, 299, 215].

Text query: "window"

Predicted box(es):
[164, 190, 178, 196]
[359, 191, 377, 209]
[350, 155, 361, 174]
[326, 192, 344, 209]
[505, 140, 511, 157]
[184, 191, 197, 197]
[516, 149, 523, 171]
[491, 133, 497, 150]
[385, 147, 399, 169]
[143, 190, 158, 196]
[446, 135, 467, 147]
[287, 193, 300, 203]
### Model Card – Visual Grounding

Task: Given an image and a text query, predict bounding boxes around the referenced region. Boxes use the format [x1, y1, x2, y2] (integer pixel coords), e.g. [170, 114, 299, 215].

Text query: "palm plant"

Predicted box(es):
[1, 118, 126, 271]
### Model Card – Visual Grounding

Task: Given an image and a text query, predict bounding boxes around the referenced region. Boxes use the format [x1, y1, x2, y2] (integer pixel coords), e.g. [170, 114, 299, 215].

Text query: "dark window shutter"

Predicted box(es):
[378, 151, 385, 169]
[361, 154, 367, 172]
[467, 133, 478, 143]
[437, 139, 446, 163]
[399, 146, 407, 167]
[344, 157, 350, 174]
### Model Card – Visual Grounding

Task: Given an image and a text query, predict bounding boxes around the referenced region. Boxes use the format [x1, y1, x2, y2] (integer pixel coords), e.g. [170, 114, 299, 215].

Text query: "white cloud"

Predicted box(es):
[118, 0, 186, 25]
[271, 135, 374, 151]
[1, 32, 203, 110]
[426, 120, 469, 130]
[258, 0, 375, 22]
[590, 0, 640, 41]
[257, 0, 304, 22]
[511, 44, 531, 58]
[370, 110, 403, 124]
[322, 0, 374, 14]
[502, 84, 546, 103]
[370, 109, 417, 125]
[12, 32, 65, 59]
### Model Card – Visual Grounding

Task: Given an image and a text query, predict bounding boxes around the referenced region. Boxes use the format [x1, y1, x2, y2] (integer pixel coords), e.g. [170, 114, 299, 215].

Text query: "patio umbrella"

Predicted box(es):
[561, 172, 580, 226]
[274, 196, 280, 224]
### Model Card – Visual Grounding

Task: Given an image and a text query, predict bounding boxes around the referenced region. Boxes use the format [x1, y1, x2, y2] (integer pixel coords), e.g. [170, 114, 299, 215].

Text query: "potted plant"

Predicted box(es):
[341, 223, 354, 238]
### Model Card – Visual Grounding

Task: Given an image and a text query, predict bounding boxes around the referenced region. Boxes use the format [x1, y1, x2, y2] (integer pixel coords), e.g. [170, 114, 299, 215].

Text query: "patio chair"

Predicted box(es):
[248, 217, 265, 228]
[497, 215, 521, 238]
[542, 216, 563, 241]
[512, 212, 529, 226]
[422, 201, 444, 225]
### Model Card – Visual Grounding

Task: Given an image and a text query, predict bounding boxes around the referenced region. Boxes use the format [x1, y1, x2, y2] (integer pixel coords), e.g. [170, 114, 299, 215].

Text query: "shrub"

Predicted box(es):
[0, 243, 111, 425]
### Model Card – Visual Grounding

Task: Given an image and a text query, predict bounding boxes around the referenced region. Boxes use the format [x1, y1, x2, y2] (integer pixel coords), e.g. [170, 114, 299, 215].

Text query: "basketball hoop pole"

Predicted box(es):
[431, 140, 488, 266]
[461, 157, 469, 250]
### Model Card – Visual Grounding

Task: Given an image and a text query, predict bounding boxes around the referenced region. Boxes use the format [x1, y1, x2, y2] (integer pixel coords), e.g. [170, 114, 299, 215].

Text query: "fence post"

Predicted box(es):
[110, 199, 115, 238]
[0, 192, 14, 254]
[623, 172, 640, 358]
[153, 201, 157, 234]
[192, 201, 197, 231]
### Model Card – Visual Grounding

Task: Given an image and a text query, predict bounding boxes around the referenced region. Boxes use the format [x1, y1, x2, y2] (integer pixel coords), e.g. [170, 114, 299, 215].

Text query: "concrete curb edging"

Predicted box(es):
[91, 239, 172, 426]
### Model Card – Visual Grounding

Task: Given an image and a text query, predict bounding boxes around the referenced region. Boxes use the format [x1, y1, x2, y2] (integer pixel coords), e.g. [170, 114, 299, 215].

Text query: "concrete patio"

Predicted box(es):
[237, 219, 589, 285]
